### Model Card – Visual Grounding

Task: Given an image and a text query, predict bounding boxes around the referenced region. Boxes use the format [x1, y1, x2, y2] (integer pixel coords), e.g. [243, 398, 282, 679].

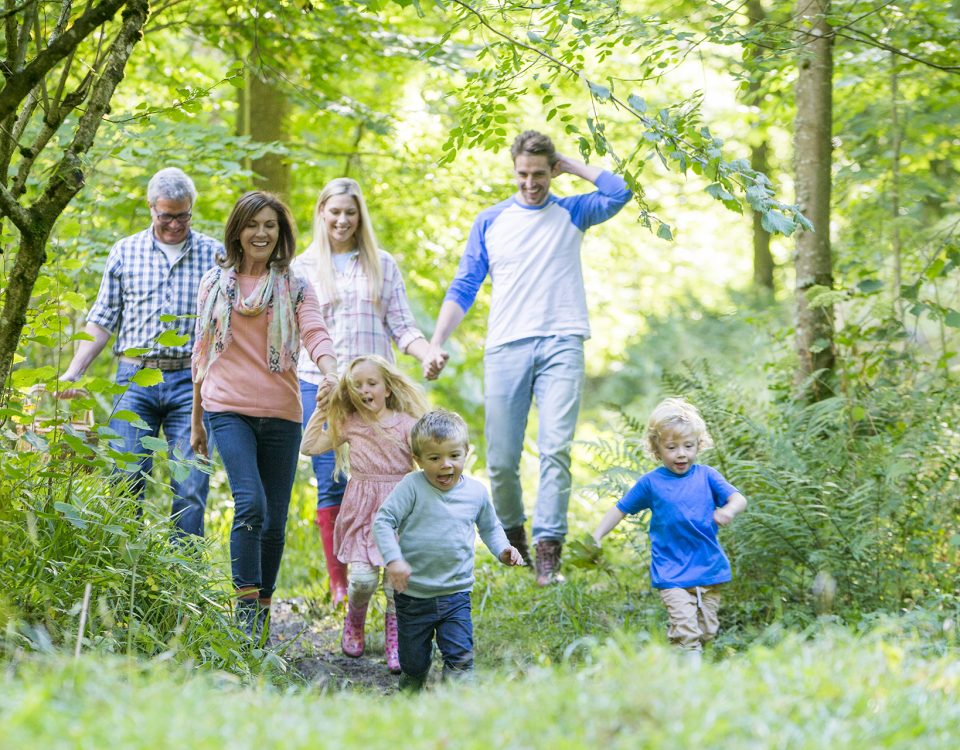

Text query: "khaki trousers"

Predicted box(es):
[658, 585, 722, 651]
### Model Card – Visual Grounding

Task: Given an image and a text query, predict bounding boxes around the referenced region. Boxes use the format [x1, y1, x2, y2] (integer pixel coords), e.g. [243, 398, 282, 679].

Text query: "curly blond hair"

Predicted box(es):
[645, 397, 714, 458]
[325, 355, 429, 478]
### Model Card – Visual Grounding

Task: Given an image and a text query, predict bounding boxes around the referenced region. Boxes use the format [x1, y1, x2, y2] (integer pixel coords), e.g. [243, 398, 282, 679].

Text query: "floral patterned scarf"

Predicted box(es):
[193, 266, 301, 380]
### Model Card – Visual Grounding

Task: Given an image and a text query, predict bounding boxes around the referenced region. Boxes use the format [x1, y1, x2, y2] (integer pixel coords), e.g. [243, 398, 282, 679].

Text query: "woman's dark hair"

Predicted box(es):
[220, 191, 297, 271]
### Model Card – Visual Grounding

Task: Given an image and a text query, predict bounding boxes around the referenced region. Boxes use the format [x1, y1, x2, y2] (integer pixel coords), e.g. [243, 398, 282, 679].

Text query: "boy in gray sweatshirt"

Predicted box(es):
[374, 410, 523, 690]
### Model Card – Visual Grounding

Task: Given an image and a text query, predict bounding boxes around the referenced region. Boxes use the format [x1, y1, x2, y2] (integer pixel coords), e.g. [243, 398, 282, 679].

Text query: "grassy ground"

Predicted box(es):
[3, 625, 957, 749]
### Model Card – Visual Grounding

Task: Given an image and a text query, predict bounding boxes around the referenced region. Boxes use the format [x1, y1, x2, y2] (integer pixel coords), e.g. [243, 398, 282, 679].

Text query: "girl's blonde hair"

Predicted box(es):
[645, 397, 714, 458]
[307, 178, 383, 307]
[325, 354, 429, 478]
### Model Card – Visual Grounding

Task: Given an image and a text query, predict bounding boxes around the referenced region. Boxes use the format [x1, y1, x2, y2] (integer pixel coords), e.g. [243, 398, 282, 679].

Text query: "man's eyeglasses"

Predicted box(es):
[152, 209, 192, 225]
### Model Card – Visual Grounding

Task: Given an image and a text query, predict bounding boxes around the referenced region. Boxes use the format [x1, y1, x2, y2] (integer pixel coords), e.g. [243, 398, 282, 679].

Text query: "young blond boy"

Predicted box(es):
[593, 398, 747, 657]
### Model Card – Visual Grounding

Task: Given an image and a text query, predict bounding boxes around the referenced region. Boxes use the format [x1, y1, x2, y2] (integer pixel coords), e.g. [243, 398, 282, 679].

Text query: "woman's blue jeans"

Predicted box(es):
[299, 379, 346, 509]
[208, 411, 301, 599]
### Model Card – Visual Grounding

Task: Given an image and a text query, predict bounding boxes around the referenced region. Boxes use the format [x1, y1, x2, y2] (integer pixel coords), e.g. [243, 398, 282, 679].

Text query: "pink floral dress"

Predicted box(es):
[333, 411, 417, 565]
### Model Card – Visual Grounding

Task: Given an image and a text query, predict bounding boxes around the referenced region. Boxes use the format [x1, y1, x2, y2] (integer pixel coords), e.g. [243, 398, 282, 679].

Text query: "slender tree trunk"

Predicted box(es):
[792, 0, 836, 400]
[237, 68, 290, 198]
[746, 0, 774, 292]
[889, 52, 902, 316]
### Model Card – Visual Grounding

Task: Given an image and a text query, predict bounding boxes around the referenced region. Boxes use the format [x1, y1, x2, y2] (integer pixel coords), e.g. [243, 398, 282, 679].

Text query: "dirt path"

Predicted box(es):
[267, 598, 399, 693]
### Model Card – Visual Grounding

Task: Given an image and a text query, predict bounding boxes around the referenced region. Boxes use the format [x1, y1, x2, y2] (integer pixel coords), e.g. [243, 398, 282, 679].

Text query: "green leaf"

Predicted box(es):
[588, 80, 611, 101]
[11, 366, 56, 387]
[705, 182, 735, 201]
[944, 310, 960, 328]
[857, 279, 884, 294]
[657, 223, 674, 241]
[155, 330, 189, 347]
[851, 405, 867, 421]
[123, 347, 151, 357]
[627, 93, 647, 113]
[761, 209, 797, 237]
[131, 368, 164, 387]
[140, 436, 168, 452]
[113, 410, 151, 430]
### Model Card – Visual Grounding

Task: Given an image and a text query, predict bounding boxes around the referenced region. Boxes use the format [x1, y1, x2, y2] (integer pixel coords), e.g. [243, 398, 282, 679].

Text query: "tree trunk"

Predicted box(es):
[238, 69, 290, 198]
[0, 0, 150, 392]
[745, 0, 774, 292]
[792, 0, 836, 400]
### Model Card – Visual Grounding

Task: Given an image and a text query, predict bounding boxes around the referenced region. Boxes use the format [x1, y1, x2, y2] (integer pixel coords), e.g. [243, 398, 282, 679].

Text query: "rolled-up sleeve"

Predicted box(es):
[381, 253, 425, 353]
[86, 246, 123, 332]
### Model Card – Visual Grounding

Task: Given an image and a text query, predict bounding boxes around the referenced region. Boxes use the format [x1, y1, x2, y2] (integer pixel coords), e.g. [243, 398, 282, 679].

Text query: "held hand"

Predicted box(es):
[422, 344, 449, 381]
[316, 374, 338, 412]
[191, 422, 208, 459]
[500, 546, 524, 566]
[714, 507, 736, 526]
[386, 559, 412, 593]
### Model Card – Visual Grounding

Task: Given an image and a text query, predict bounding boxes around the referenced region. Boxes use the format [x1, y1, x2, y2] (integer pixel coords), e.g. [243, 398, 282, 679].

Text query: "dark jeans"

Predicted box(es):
[299, 379, 347, 509]
[395, 591, 474, 690]
[110, 362, 210, 537]
[208, 412, 300, 599]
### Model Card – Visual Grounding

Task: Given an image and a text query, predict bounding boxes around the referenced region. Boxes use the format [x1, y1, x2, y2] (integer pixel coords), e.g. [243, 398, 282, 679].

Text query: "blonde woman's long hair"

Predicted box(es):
[325, 355, 429, 478]
[308, 178, 384, 307]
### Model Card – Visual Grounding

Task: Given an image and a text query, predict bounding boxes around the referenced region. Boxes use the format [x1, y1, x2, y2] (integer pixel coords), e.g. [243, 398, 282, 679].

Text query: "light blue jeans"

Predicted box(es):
[483, 335, 584, 542]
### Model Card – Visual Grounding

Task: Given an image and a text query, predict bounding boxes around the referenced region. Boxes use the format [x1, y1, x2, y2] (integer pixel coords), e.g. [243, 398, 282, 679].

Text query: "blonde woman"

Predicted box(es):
[292, 178, 447, 606]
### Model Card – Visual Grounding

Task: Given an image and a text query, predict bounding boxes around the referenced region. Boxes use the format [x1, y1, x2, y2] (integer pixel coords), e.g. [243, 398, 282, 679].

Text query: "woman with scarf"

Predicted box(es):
[293, 178, 447, 606]
[191, 191, 338, 639]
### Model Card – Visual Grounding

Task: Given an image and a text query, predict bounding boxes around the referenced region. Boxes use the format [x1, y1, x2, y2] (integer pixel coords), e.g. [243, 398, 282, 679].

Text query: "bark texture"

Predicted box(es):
[792, 0, 836, 400]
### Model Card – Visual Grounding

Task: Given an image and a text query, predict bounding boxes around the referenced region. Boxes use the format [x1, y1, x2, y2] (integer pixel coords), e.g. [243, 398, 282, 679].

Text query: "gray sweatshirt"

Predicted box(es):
[373, 471, 510, 598]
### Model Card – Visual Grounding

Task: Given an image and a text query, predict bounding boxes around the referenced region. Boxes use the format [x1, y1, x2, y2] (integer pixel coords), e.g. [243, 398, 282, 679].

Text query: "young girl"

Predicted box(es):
[592, 398, 747, 661]
[301, 354, 428, 673]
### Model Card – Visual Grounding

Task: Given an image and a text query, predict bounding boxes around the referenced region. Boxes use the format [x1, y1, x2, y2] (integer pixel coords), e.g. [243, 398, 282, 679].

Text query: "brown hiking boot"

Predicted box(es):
[535, 539, 565, 586]
[504, 525, 531, 567]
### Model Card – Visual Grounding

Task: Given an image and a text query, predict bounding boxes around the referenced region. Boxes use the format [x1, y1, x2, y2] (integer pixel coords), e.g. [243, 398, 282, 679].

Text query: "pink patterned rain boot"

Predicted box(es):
[341, 598, 368, 657]
[384, 611, 401, 674]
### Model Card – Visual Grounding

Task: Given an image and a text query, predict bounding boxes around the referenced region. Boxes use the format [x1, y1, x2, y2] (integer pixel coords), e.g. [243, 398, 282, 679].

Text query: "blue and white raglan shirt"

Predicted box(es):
[444, 171, 631, 349]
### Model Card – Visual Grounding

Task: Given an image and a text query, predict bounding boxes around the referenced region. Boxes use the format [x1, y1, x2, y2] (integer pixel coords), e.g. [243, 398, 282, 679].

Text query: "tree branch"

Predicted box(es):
[0, 0, 129, 123]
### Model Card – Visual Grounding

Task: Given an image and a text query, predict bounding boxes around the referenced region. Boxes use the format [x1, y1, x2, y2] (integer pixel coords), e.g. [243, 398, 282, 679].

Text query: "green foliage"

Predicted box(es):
[432, 1, 811, 236]
[587, 356, 960, 631]
[3, 624, 960, 747]
[0, 436, 285, 679]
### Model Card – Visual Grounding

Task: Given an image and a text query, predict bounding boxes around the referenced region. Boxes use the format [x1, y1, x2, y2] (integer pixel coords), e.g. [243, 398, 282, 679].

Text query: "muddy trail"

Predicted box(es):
[266, 598, 400, 694]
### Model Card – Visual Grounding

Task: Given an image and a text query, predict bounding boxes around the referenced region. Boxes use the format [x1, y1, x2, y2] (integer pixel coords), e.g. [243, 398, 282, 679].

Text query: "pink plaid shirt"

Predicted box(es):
[292, 248, 425, 381]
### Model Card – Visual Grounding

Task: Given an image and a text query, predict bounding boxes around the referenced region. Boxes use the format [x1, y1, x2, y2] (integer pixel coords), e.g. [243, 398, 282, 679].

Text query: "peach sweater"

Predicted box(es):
[199, 273, 334, 422]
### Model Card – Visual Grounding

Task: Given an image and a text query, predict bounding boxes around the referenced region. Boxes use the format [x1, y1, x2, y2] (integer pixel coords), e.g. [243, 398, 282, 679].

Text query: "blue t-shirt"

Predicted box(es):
[616, 464, 738, 589]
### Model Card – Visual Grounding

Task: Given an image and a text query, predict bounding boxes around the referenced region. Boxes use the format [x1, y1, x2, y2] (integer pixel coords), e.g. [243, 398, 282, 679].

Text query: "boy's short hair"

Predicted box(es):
[646, 397, 714, 457]
[410, 410, 469, 456]
[510, 130, 558, 166]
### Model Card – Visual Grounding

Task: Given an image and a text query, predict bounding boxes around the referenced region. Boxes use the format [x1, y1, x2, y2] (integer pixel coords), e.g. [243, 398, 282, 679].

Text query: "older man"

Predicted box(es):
[428, 130, 631, 585]
[61, 168, 222, 536]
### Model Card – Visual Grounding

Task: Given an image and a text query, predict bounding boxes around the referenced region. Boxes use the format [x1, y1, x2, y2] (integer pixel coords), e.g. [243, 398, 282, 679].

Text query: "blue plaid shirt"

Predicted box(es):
[87, 227, 223, 358]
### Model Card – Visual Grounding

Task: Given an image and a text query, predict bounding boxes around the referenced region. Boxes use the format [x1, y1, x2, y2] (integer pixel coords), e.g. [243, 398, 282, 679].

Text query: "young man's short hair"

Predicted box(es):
[510, 130, 558, 166]
[410, 410, 469, 457]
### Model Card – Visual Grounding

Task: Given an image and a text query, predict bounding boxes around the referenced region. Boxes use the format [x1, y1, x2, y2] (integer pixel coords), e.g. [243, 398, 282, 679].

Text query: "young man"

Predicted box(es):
[374, 410, 522, 690]
[427, 130, 632, 584]
[60, 168, 222, 537]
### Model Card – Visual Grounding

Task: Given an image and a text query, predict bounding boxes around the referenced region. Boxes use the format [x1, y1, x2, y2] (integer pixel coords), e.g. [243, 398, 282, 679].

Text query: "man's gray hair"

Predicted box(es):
[147, 168, 197, 205]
